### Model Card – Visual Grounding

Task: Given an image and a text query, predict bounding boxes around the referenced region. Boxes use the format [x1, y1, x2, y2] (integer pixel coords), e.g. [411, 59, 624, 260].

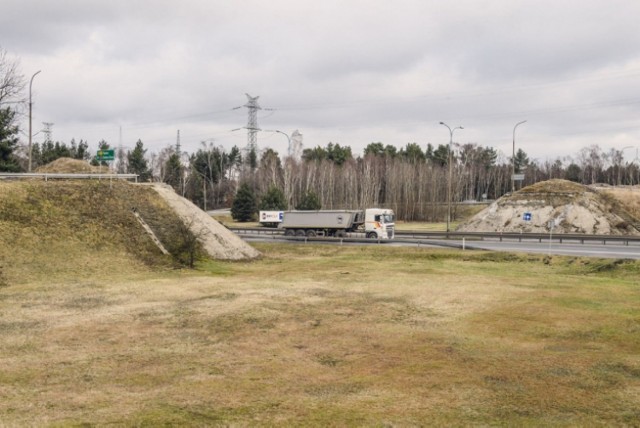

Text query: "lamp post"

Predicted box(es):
[28, 70, 42, 172]
[439, 122, 463, 233]
[274, 130, 291, 156]
[511, 120, 527, 194]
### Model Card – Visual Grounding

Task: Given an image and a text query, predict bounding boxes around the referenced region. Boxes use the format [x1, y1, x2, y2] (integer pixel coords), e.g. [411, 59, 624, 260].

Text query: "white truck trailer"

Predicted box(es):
[259, 211, 284, 228]
[279, 208, 395, 239]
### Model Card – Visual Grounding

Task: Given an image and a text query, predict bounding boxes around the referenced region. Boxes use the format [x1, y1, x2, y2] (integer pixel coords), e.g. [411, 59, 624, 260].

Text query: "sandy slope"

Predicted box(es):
[457, 180, 640, 235]
[149, 183, 261, 260]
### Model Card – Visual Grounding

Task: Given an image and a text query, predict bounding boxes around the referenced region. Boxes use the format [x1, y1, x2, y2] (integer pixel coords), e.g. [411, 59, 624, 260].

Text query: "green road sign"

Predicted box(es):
[96, 149, 115, 161]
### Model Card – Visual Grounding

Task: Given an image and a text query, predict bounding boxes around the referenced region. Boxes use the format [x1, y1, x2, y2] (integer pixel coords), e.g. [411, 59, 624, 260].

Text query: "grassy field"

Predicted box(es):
[1, 243, 639, 426]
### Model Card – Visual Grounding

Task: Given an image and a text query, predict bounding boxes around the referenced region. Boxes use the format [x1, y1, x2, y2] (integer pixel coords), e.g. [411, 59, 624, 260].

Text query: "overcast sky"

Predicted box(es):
[2, 0, 640, 163]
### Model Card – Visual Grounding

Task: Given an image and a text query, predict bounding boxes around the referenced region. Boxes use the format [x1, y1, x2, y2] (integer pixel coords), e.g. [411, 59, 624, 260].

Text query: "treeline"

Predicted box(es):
[3, 133, 640, 221]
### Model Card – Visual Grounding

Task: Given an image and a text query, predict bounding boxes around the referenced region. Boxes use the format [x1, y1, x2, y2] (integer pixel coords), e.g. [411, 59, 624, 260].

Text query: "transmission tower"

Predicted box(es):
[243, 93, 261, 152]
[42, 122, 54, 143]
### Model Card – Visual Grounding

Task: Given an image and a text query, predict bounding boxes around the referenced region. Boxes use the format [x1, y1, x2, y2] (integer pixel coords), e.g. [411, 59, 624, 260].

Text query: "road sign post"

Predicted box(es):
[96, 149, 115, 161]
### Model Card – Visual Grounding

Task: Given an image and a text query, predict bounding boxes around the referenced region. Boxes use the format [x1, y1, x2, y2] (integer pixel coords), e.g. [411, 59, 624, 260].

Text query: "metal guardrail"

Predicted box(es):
[397, 230, 640, 245]
[0, 173, 139, 181]
[228, 226, 640, 246]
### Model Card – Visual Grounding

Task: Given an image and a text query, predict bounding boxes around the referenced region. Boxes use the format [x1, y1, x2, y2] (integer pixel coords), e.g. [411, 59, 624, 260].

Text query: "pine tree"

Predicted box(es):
[164, 151, 183, 192]
[259, 186, 287, 211]
[0, 108, 21, 172]
[231, 182, 257, 222]
[127, 139, 152, 181]
[295, 190, 321, 210]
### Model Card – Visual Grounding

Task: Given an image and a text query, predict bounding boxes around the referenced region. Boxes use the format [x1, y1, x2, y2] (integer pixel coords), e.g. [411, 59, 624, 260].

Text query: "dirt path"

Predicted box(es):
[149, 183, 260, 260]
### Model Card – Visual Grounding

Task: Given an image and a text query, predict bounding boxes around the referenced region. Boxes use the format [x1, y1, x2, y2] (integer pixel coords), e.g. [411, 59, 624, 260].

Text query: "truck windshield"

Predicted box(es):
[375, 214, 394, 223]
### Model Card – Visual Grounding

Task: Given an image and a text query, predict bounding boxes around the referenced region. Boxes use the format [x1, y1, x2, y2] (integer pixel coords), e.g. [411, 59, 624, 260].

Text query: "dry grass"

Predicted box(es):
[35, 157, 106, 174]
[1, 244, 639, 425]
[0, 180, 204, 283]
[603, 187, 640, 220]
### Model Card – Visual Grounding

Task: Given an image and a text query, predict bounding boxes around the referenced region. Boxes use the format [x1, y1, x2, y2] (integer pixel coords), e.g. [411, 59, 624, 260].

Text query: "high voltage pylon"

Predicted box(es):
[244, 93, 261, 152]
[233, 93, 275, 154]
[42, 122, 54, 143]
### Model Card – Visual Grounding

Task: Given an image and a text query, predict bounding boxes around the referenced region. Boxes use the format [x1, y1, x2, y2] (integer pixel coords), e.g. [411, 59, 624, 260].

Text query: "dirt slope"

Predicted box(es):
[149, 183, 260, 260]
[457, 179, 640, 235]
[0, 180, 258, 285]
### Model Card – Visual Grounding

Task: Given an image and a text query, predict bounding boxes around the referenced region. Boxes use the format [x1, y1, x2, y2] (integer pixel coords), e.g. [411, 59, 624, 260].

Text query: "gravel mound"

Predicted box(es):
[457, 179, 640, 235]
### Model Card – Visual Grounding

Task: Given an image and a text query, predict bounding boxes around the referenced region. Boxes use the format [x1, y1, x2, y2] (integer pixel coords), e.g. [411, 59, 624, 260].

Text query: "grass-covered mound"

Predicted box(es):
[0, 180, 199, 285]
[35, 157, 104, 174]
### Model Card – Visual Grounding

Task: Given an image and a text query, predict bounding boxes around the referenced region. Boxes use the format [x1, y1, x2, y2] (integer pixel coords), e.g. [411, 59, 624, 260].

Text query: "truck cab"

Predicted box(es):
[364, 208, 395, 239]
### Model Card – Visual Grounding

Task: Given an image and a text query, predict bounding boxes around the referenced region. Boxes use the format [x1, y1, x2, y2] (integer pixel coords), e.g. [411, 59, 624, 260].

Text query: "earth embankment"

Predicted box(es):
[457, 179, 640, 235]
[148, 183, 260, 260]
[0, 180, 258, 286]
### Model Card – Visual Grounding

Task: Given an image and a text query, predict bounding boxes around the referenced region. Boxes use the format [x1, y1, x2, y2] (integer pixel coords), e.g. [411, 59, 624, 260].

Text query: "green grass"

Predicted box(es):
[1, 243, 639, 425]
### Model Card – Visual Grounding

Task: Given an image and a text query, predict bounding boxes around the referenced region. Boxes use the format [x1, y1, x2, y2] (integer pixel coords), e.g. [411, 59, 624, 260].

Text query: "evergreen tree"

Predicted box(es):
[326, 142, 352, 166]
[231, 182, 257, 222]
[364, 142, 385, 157]
[164, 151, 183, 192]
[0, 108, 21, 172]
[127, 139, 152, 181]
[565, 163, 582, 182]
[247, 146, 258, 170]
[295, 190, 321, 210]
[91, 140, 111, 166]
[399, 142, 426, 163]
[70, 139, 90, 160]
[302, 145, 328, 162]
[259, 186, 288, 211]
[513, 148, 530, 173]
[430, 144, 450, 167]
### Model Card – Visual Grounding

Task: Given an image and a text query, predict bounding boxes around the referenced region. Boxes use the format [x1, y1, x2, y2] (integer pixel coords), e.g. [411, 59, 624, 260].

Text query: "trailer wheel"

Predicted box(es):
[306, 230, 317, 237]
[295, 229, 306, 237]
[366, 232, 378, 239]
[336, 230, 347, 238]
[284, 229, 295, 237]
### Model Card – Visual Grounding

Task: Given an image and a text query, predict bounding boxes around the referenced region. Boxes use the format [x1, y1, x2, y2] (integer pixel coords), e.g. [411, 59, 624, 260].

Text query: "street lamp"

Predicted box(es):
[439, 122, 463, 233]
[28, 70, 42, 172]
[511, 120, 527, 194]
[273, 130, 291, 156]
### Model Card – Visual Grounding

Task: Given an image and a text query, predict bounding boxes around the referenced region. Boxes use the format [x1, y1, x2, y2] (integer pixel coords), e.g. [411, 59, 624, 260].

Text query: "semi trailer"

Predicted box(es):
[258, 210, 283, 228]
[279, 208, 395, 239]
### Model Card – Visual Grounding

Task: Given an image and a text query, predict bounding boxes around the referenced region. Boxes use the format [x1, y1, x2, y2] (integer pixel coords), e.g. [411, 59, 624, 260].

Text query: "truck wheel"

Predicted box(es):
[336, 230, 347, 238]
[284, 229, 295, 237]
[295, 229, 306, 237]
[306, 230, 317, 237]
[366, 232, 378, 239]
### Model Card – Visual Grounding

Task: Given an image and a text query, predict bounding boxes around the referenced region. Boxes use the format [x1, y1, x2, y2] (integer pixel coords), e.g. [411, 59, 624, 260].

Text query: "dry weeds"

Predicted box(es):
[1, 244, 639, 425]
[603, 186, 640, 219]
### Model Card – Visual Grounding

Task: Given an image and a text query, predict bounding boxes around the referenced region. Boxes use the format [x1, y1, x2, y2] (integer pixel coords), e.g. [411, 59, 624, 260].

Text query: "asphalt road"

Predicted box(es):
[241, 234, 640, 260]
[452, 239, 640, 259]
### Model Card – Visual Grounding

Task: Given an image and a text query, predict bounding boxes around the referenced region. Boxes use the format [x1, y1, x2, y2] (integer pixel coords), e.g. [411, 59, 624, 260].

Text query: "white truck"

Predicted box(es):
[279, 208, 395, 239]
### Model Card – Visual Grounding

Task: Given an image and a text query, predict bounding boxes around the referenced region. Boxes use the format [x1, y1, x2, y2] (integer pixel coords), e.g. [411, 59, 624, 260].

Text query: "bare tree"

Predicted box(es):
[0, 47, 25, 106]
